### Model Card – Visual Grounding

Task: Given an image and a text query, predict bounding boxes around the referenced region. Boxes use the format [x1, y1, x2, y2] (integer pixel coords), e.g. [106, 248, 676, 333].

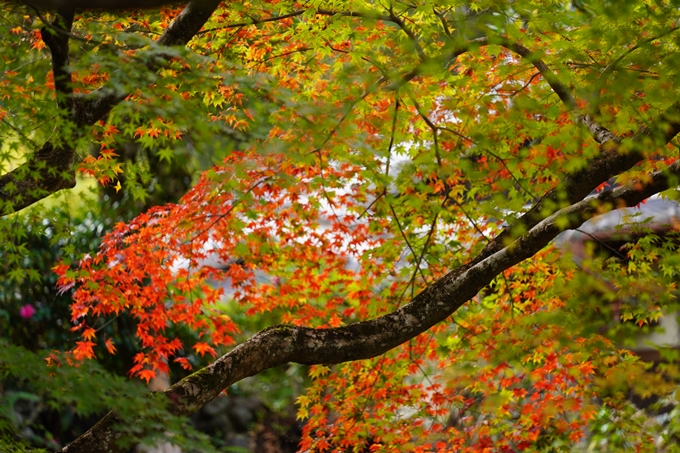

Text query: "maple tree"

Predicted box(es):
[3, 0, 680, 451]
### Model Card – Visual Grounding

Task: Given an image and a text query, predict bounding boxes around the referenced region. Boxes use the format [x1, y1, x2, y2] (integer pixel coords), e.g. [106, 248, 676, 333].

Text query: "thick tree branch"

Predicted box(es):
[59, 87, 680, 452]
[0, 142, 78, 214]
[0, 8, 77, 215]
[40, 8, 75, 115]
[73, 0, 222, 127]
[0, 0, 221, 215]
[59, 151, 680, 453]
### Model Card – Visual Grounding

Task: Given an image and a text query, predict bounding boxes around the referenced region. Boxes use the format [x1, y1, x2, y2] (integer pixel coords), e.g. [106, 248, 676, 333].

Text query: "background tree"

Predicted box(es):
[3, 0, 680, 451]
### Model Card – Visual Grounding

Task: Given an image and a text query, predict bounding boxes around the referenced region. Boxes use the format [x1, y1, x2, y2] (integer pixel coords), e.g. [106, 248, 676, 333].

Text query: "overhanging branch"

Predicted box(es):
[392, 35, 617, 145]
[58, 125, 680, 453]
[386, 34, 677, 264]
[0, 0, 222, 215]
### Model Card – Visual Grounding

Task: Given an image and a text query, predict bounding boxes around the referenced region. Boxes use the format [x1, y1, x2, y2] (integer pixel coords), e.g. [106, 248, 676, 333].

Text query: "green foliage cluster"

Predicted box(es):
[0, 340, 220, 452]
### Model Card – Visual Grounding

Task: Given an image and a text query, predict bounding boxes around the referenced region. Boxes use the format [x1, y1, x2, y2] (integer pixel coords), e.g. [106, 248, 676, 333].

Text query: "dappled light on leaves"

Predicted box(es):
[3, 0, 680, 451]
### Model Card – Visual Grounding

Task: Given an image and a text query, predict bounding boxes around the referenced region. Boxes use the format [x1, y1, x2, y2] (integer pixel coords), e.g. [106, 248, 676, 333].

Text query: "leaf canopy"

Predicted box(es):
[3, 0, 680, 451]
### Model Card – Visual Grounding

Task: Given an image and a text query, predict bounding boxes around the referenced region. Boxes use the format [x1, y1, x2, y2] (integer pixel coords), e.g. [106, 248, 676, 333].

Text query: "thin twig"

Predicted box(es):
[389, 202, 428, 283]
[406, 89, 442, 166]
[573, 228, 627, 260]
[357, 189, 386, 219]
[1, 117, 39, 148]
[410, 210, 440, 294]
[386, 95, 400, 176]
[508, 71, 541, 97]
[197, 10, 306, 34]
[25, 2, 92, 44]
[592, 25, 680, 114]
[387, 5, 426, 61]
[445, 193, 490, 244]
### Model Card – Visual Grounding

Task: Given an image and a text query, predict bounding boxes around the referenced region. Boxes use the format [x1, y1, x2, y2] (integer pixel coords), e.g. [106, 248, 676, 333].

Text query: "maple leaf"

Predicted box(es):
[173, 357, 192, 370]
[105, 338, 117, 354]
[193, 342, 216, 358]
[578, 362, 596, 376]
[82, 327, 96, 341]
[138, 369, 157, 383]
[73, 341, 96, 360]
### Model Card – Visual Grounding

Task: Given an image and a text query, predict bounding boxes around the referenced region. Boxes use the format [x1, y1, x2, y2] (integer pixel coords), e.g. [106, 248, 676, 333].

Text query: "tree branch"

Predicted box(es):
[197, 10, 307, 34]
[58, 156, 680, 453]
[392, 35, 618, 144]
[476, 101, 680, 263]
[383, 8, 426, 61]
[0, 7, 77, 215]
[39, 7, 75, 115]
[0, 0, 222, 215]
[73, 0, 222, 127]
[200, 7, 427, 61]
[388, 35, 680, 263]
[591, 25, 680, 115]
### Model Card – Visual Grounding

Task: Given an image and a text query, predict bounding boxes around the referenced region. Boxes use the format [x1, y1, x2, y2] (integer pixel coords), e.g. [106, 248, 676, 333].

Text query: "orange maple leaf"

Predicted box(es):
[73, 341, 96, 360]
[138, 369, 157, 383]
[193, 342, 217, 358]
[105, 338, 117, 354]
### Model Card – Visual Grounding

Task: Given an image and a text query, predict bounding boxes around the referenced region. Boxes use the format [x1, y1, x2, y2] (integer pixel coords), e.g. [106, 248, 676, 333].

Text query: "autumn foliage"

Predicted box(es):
[2, 0, 680, 451]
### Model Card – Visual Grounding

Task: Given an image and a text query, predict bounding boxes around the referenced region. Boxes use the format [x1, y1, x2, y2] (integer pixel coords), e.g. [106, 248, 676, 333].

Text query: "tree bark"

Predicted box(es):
[0, 0, 221, 215]
[59, 131, 680, 453]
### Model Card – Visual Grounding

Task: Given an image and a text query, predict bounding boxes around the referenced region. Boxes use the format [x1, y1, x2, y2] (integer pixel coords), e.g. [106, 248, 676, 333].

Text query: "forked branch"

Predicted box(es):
[0, 0, 222, 215]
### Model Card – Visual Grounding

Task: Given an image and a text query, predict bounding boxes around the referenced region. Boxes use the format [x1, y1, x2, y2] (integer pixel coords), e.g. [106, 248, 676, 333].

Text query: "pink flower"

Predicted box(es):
[19, 304, 35, 319]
